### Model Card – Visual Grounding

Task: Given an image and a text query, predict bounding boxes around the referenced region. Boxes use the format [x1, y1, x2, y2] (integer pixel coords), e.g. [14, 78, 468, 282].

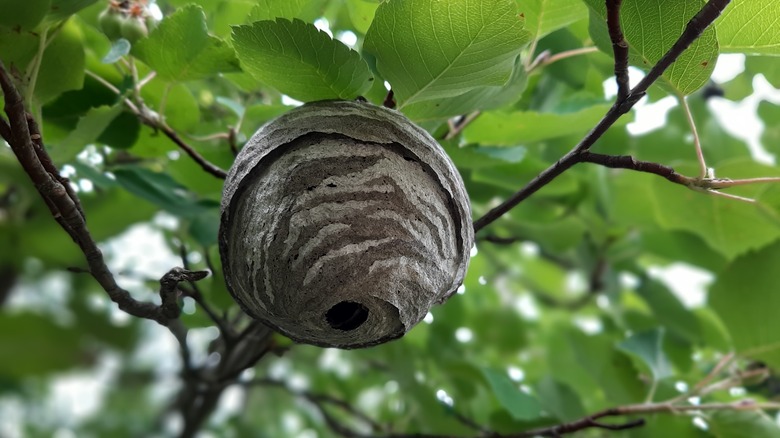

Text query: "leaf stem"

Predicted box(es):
[24, 26, 49, 110]
[530, 46, 600, 71]
[678, 94, 707, 179]
[523, 37, 539, 70]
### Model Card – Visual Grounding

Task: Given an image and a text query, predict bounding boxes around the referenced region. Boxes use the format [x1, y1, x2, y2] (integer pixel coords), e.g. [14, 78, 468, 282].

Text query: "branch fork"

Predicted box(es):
[474, 0, 734, 232]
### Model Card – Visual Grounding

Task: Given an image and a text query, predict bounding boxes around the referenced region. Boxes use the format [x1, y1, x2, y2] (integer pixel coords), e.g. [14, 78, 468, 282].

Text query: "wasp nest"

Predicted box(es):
[219, 100, 473, 348]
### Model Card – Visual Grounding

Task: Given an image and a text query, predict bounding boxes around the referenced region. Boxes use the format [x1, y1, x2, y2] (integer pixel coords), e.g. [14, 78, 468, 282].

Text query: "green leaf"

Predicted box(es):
[710, 410, 780, 438]
[35, 20, 85, 104]
[0, 28, 38, 71]
[650, 161, 780, 260]
[536, 27, 594, 90]
[188, 209, 220, 247]
[140, 82, 201, 132]
[471, 309, 528, 353]
[246, 0, 321, 22]
[112, 166, 216, 218]
[197, 0, 257, 37]
[633, 415, 709, 438]
[96, 110, 141, 150]
[710, 241, 780, 369]
[640, 230, 728, 272]
[133, 5, 240, 82]
[517, 0, 588, 40]
[2, 188, 156, 266]
[71, 162, 118, 189]
[472, 160, 578, 196]
[0, 313, 81, 377]
[759, 101, 780, 156]
[480, 367, 542, 421]
[721, 71, 754, 101]
[566, 328, 646, 403]
[535, 376, 586, 422]
[102, 39, 130, 64]
[50, 105, 123, 163]
[746, 57, 780, 88]
[232, 18, 373, 101]
[364, 0, 529, 107]
[47, 0, 98, 21]
[402, 55, 528, 121]
[0, 0, 51, 30]
[583, 0, 718, 95]
[346, 0, 380, 34]
[637, 280, 701, 344]
[618, 328, 673, 381]
[695, 308, 732, 353]
[464, 104, 611, 145]
[716, 0, 780, 55]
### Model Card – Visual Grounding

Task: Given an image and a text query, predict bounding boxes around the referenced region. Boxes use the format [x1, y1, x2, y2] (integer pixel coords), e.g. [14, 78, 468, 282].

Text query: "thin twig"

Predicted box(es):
[691, 353, 735, 396]
[1, 60, 209, 325]
[24, 26, 48, 108]
[0, 115, 11, 141]
[606, 0, 630, 101]
[523, 38, 539, 70]
[708, 177, 780, 188]
[248, 378, 383, 432]
[241, 369, 780, 438]
[178, 244, 235, 339]
[678, 95, 708, 179]
[447, 46, 597, 140]
[473, 0, 732, 232]
[580, 152, 693, 185]
[177, 322, 275, 438]
[479, 235, 576, 269]
[529, 47, 599, 72]
[700, 367, 770, 396]
[84, 69, 228, 179]
[159, 124, 227, 178]
[449, 408, 493, 434]
[444, 111, 481, 140]
[383, 89, 396, 109]
[228, 126, 239, 156]
[511, 400, 780, 438]
[168, 319, 195, 376]
[580, 152, 780, 203]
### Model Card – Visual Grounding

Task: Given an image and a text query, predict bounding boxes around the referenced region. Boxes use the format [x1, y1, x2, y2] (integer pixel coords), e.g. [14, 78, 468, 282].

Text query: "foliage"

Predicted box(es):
[1, 0, 780, 436]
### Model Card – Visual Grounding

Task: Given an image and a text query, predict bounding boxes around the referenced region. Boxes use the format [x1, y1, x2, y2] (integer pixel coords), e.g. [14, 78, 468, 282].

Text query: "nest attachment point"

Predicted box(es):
[219, 100, 474, 348]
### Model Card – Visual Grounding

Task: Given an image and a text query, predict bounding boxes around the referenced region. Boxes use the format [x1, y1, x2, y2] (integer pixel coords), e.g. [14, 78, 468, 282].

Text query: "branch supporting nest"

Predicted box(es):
[0, 61, 208, 325]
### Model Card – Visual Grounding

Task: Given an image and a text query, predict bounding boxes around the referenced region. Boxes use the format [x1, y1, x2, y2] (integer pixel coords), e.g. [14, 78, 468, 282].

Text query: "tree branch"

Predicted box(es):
[443, 111, 481, 140]
[678, 94, 708, 179]
[528, 46, 599, 72]
[84, 69, 227, 179]
[0, 114, 11, 142]
[275, 396, 780, 438]
[177, 321, 276, 438]
[248, 378, 384, 432]
[1, 60, 208, 326]
[473, 0, 731, 233]
[238, 337, 779, 438]
[579, 152, 693, 186]
[510, 400, 780, 438]
[383, 89, 396, 109]
[158, 123, 228, 179]
[606, 0, 630, 101]
[178, 245, 235, 339]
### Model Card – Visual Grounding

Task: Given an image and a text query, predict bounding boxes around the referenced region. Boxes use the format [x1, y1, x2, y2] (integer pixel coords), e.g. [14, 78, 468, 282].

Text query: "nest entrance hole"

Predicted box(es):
[326, 301, 369, 331]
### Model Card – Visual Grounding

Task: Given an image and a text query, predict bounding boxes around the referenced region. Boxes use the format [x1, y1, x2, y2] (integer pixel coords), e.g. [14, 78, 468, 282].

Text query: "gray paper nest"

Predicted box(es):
[219, 100, 474, 348]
